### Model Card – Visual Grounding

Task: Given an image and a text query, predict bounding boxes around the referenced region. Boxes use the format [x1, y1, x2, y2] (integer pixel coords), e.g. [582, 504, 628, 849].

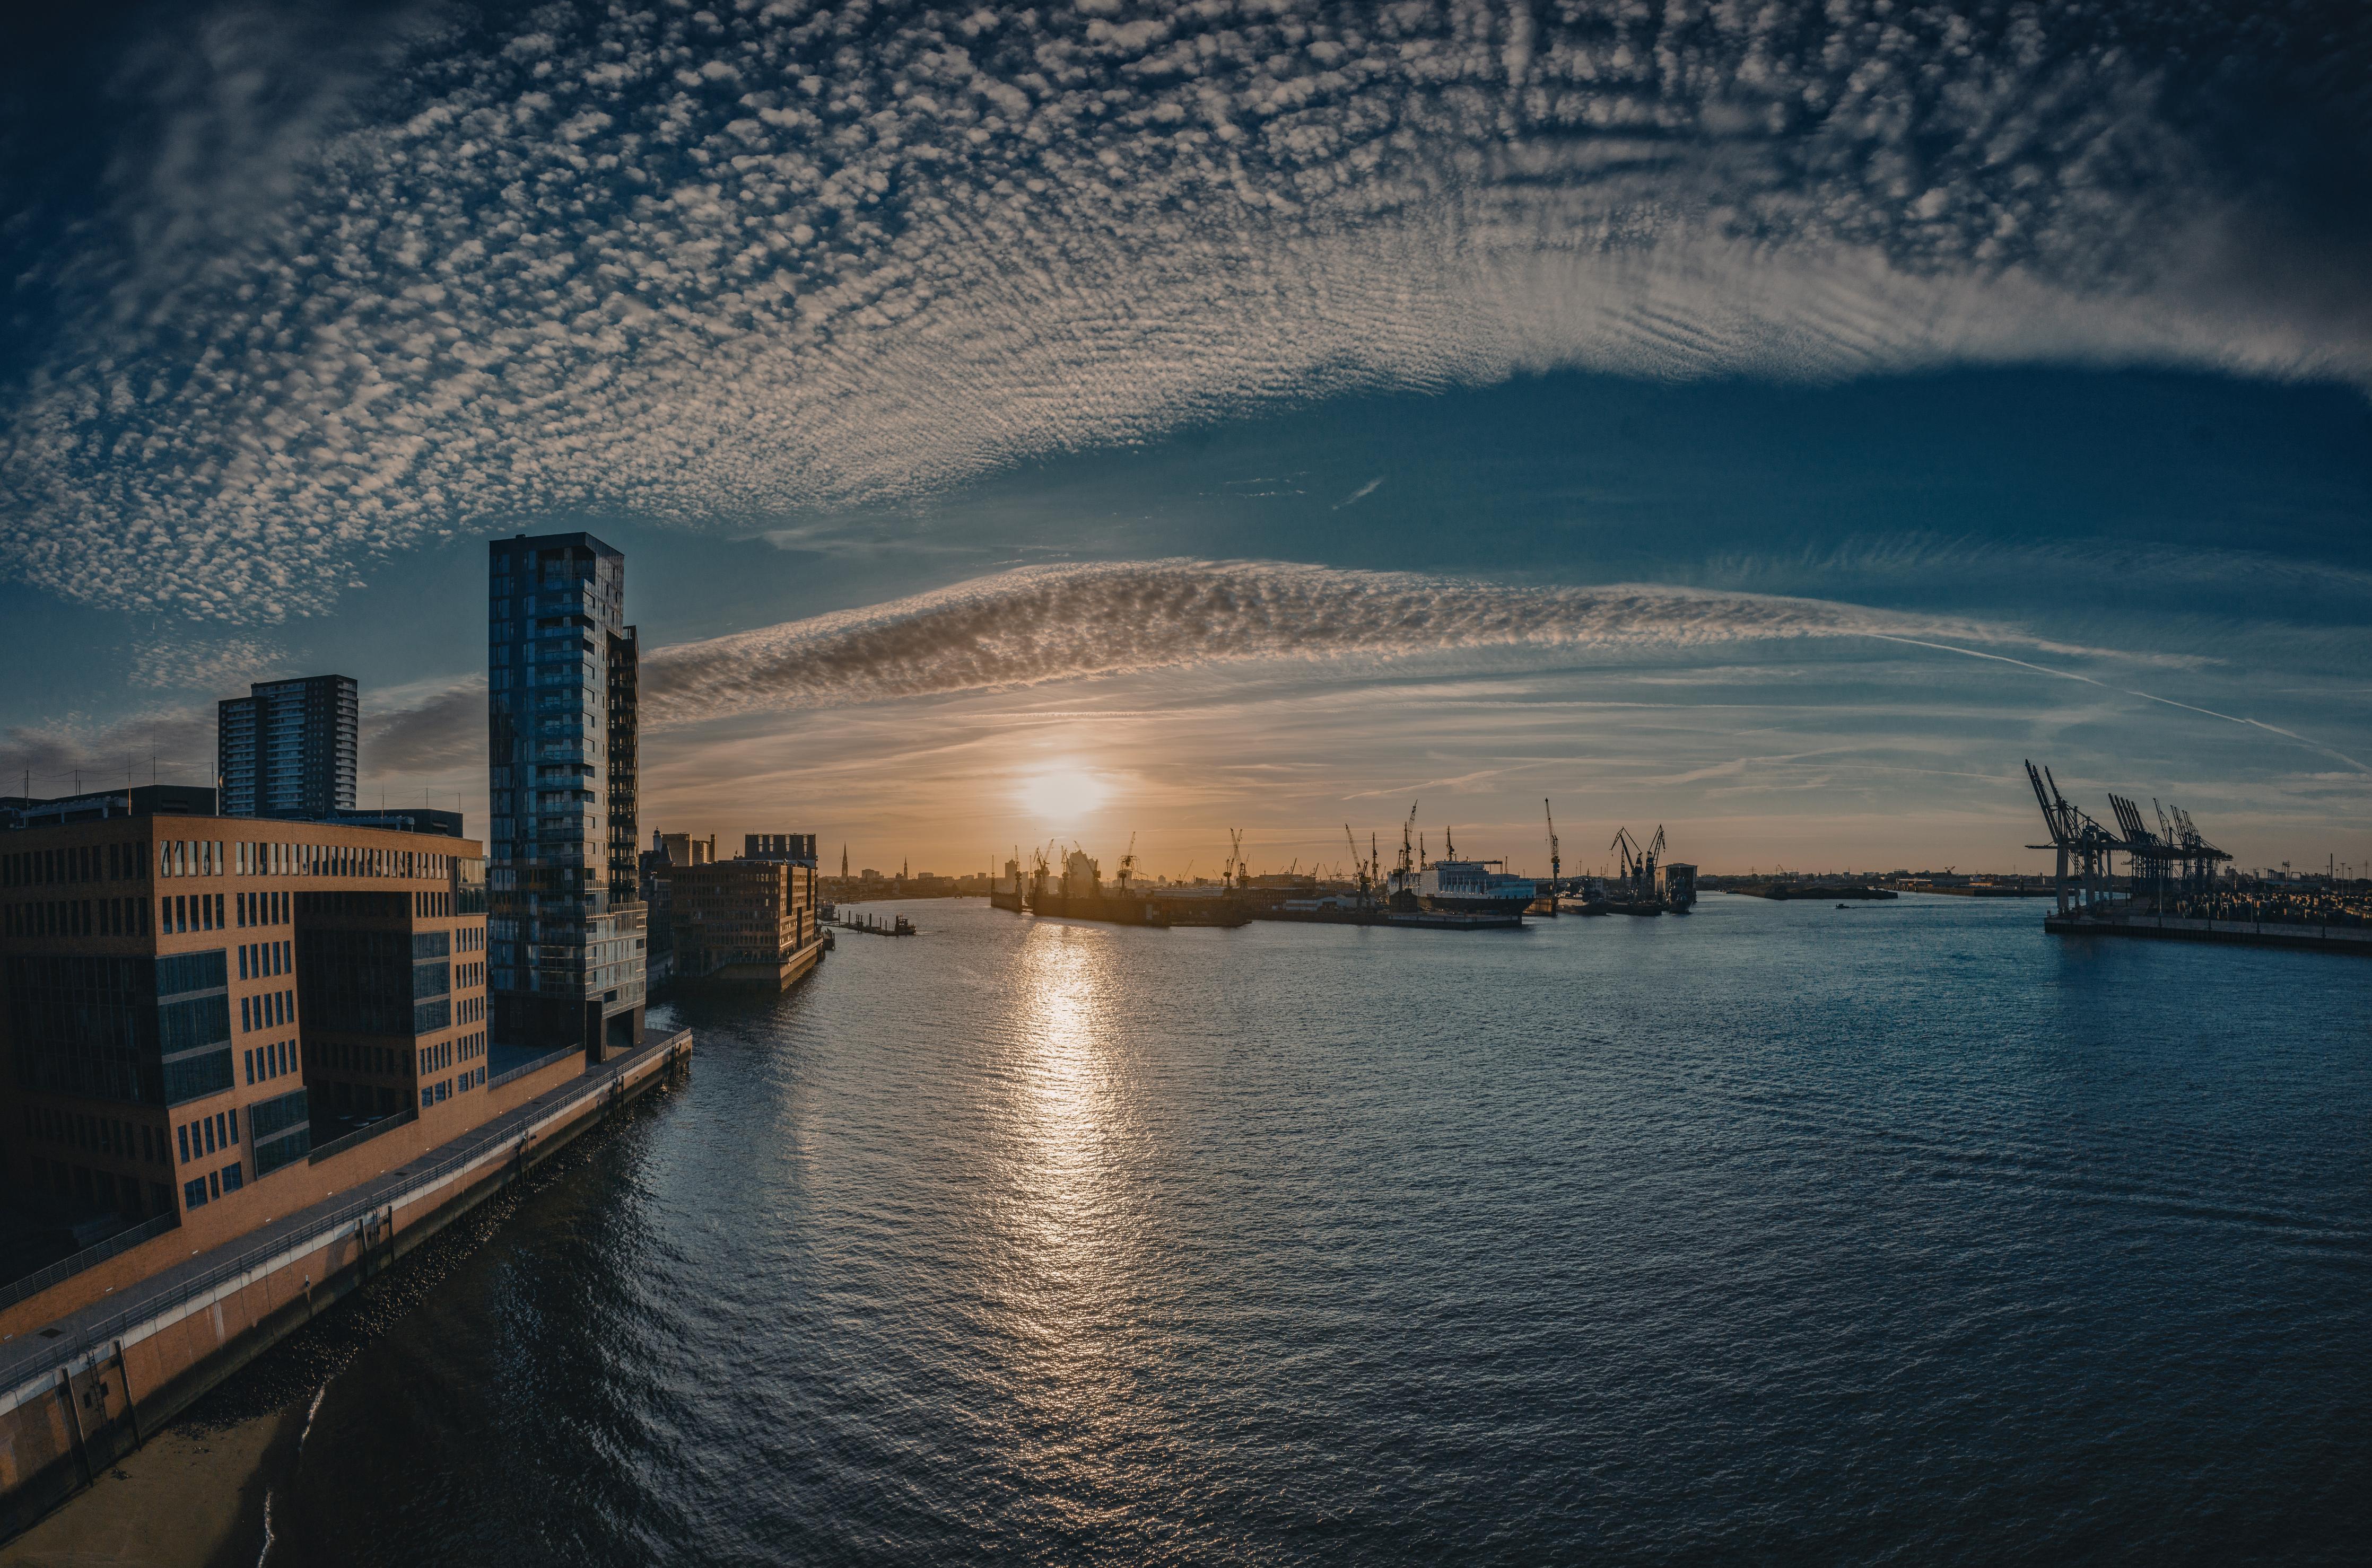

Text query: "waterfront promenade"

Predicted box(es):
[0, 1028, 692, 1540]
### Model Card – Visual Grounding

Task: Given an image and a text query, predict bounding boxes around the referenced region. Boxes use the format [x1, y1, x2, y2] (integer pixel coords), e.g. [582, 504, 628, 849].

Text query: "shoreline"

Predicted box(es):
[0, 1403, 302, 1568]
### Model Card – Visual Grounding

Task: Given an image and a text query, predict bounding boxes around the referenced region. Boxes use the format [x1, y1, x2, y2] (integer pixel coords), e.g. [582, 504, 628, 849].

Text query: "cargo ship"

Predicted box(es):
[1381, 818, 1534, 921]
[1415, 856, 1538, 916]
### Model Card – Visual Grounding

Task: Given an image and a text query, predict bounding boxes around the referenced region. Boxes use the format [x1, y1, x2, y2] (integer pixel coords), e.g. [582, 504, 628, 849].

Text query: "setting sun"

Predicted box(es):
[1015, 765, 1109, 824]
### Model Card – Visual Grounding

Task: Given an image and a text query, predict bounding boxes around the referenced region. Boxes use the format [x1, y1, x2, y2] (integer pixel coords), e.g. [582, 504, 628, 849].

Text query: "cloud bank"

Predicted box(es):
[3, 0, 2366, 620]
[638, 558, 2063, 723]
[0, 558, 2315, 793]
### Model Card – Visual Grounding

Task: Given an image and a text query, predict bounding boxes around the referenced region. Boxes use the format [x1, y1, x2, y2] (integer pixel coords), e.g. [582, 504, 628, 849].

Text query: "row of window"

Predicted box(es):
[2, 842, 144, 888]
[417, 1035, 478, 1076]
[18, 1103, 172, 1167]
[309, 1039, 387, 1076]
[238, 939, 289, 981]
[179, 1106, 238, 1165]
[152, 838, 458, 883]
[164, 892, 225, 934]
[2, 897, 149, 939]
[422, 1066, 484, 1107]
[39, 1161, 173, 1219]
[243, 1038, 295, 1086]
[239, 989, 294, 1033]
[183, 1161, 244, 1210]
[238, 890, 289, 927]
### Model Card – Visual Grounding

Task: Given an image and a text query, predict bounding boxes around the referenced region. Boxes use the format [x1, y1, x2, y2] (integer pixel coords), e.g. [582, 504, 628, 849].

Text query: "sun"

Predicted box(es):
[1016, 765, 1109, 823]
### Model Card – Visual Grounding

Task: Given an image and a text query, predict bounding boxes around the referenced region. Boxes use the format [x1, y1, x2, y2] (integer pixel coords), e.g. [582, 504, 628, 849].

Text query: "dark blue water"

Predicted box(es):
[268, 896, 2372, 1564]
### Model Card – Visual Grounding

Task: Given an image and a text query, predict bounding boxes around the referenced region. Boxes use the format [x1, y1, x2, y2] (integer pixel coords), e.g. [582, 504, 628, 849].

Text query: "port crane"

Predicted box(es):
[1225, 828, 1246, 889]
[1345, 824, 1374, 906]
[1544, 800, 1560, 891]
[1117, 832, 1138, 891]
[1610, 825, 1664, 902]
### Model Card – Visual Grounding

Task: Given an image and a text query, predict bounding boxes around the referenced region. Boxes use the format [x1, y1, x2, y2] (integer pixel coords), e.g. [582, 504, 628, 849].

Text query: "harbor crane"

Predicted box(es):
[1117, 832, 1138, 891]
[1226, 828, 1246, 888]
[1345, 824, 1374, 905]
[1610, 825, 1663, 902]
[1544, 800, 1560, 890]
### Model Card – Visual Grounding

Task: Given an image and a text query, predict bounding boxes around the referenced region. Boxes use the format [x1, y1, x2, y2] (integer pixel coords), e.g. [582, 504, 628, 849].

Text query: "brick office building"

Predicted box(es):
[1, 789, 489, 1252]
[670, 857, 823, 991]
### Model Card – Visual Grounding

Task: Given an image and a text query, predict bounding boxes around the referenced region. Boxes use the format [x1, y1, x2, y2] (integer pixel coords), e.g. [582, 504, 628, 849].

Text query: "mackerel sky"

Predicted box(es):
[2, 0, 2368, 876]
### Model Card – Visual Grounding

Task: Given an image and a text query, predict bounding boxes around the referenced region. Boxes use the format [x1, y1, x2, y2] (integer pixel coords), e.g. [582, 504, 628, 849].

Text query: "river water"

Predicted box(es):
[264, 895, 2371, 1565]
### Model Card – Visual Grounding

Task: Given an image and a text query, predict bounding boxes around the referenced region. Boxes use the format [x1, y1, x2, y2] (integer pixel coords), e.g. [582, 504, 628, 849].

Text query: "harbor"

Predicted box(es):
[2024, 760, 2372, 956]
[984, 807, 1699, 934]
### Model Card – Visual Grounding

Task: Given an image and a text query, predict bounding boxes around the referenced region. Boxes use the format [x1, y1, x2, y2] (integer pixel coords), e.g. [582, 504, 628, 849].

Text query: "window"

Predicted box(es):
[251, 1088, 309, 1172]
[244, 1049, 255, 1084]
[184, 1178, 208, 1210]
[220, 1161, 243, 1194]
[177, 1124, 190, 1163]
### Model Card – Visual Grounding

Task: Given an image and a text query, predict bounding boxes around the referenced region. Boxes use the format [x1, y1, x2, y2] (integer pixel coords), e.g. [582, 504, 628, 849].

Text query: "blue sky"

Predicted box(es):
[2, 0, 2368, 877]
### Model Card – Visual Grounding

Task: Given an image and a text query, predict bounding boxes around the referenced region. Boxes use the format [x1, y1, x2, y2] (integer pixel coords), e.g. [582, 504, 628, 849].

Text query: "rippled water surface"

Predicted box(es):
[268, 896, 2372, 1565]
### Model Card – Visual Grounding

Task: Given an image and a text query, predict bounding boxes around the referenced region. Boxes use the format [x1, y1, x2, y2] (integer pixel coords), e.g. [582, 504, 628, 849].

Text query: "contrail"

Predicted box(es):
[1865, 635, 2372, 775]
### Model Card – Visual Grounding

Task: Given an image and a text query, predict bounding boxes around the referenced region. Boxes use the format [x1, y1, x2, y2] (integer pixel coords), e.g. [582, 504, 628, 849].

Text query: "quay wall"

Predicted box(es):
[0, 1047, 590, 1345]
[0, 1030, 692, 1544]
[2044, 914, 2372, 955]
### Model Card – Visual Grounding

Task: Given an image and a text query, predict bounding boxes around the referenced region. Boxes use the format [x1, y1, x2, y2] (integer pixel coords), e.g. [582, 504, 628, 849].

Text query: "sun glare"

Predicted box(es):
[1016, 766, 1109, 824]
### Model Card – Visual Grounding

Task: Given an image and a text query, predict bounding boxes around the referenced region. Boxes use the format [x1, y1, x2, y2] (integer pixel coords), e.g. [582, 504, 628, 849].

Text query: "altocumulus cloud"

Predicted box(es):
[3, 0, 2367, 619]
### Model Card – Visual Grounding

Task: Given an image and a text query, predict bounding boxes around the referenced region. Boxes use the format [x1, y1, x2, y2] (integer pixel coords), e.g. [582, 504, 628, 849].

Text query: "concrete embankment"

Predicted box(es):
[2044, 914, 2372, 955]
[0, 1029, 693, 1545]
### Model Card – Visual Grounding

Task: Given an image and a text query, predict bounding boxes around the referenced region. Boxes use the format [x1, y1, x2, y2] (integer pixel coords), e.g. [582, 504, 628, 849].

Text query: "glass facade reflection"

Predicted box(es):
[486, 533, 646, 1057]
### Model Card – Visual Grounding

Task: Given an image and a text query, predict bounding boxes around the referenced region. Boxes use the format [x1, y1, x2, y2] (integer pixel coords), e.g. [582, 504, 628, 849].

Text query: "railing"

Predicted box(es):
[487, 1046, 579, 1090]
[0, 1212, 180, 1317]
[0, 1029, 692, 1395]
[307, 1108, 417, 1166]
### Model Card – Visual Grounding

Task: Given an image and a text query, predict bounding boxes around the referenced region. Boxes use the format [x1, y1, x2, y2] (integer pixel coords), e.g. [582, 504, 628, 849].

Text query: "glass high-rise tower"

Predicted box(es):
[486, 533, 646, 1059]
[217, 675, 359, 819]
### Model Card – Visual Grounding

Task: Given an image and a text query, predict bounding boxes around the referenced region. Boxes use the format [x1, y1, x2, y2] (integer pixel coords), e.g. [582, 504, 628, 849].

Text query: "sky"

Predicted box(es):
[2, 0, 2368, 879]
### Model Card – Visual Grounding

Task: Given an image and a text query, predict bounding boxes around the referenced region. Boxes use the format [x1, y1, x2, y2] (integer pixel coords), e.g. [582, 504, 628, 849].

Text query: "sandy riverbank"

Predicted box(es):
[0, 1405, 300, 1568]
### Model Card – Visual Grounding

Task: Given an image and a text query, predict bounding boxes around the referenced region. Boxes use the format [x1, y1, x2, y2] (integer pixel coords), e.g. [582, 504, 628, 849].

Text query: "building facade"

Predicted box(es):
[671, 859, 822, 990]
[216, 676, 359, 820]
[1, 802, 485, 1245]
[486, 533, 645, 1059]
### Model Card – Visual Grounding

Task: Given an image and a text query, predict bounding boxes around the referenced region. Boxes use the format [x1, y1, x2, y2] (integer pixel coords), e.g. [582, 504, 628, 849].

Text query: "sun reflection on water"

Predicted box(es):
[1009, 922, 1124, 1253]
